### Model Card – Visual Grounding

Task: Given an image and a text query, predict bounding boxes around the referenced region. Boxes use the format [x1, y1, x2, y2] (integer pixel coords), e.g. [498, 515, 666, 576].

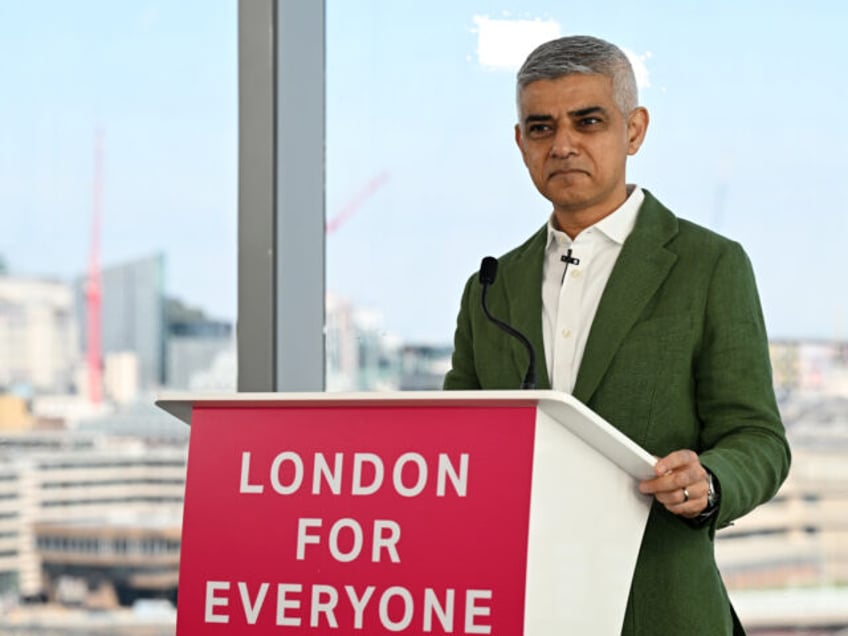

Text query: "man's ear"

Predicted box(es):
[626, 107, 649, 156]
[515, 123, 529, 165]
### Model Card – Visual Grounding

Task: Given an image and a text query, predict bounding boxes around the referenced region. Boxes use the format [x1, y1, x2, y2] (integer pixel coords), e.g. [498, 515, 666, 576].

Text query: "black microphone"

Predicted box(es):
[478, 256, 537, 390]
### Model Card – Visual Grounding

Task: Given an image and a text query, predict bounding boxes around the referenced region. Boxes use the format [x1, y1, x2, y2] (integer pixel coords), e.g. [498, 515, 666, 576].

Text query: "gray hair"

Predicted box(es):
[517, 35, 638, 115]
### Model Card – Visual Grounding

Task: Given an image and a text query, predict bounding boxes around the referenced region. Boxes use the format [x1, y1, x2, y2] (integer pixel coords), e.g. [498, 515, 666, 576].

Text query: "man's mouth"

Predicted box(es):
[548, 168, 588, 180]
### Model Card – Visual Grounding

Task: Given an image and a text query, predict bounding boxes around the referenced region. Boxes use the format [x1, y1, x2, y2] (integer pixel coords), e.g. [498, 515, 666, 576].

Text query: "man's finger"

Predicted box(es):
[654, 449, 699, 475]
[653, 480, 708, 505]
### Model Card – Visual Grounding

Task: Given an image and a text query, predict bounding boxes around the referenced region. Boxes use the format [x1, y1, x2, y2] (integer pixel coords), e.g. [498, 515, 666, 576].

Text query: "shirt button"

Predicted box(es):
[561, 329, 571, 339]
[571, 269, 581, 278]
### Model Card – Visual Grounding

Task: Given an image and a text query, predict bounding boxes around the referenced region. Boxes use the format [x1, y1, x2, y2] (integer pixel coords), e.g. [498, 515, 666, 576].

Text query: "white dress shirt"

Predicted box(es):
[542, 186, 644, 393]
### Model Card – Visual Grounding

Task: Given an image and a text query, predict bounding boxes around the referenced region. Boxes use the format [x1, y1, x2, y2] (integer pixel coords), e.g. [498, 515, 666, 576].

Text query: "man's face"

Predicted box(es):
[515, 73, 648, 226]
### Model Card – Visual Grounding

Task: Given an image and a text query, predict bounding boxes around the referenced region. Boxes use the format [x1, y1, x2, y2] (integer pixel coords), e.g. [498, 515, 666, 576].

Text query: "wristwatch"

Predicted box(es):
[692, 470, 720, 526]
[705, 471, 719, 511]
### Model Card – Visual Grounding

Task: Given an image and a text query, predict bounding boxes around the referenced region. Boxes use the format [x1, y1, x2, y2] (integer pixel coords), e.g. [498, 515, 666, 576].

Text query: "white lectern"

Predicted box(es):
[157, 390, 656, 635]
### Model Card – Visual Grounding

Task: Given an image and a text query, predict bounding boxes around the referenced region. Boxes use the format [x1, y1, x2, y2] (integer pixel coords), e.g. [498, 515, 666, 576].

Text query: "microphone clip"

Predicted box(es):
[560, 248, 580, 284]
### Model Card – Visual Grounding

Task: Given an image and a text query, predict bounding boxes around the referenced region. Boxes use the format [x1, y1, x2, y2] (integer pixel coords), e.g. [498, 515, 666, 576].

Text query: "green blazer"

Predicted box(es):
[444, 191, 791, 635]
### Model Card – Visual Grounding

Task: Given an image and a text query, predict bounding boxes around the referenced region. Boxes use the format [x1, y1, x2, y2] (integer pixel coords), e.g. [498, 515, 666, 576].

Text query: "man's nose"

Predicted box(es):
[550, 127, 578, 158]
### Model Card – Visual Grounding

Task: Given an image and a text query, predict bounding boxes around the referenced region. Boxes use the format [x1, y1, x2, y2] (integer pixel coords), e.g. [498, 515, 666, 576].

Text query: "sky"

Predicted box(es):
[0, 1, 238, 319]
[2, 1, 847, 345]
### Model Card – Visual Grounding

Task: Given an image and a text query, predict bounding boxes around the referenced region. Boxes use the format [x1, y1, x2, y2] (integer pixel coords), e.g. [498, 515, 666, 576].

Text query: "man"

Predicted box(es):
[444, 35, 790, 635]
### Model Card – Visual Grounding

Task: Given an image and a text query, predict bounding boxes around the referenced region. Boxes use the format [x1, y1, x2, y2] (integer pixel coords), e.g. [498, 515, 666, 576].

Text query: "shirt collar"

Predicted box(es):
[546, 185, 644, 248]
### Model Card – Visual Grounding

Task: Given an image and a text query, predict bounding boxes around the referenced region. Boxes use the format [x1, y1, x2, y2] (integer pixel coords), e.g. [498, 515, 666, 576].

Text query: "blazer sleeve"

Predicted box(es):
[695, 241, 791, 529]
[443, 274, 481, 390]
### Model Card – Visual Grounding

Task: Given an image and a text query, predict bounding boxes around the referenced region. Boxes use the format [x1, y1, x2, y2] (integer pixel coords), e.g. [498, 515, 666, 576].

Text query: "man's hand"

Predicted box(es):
[638, 450, 710, 518]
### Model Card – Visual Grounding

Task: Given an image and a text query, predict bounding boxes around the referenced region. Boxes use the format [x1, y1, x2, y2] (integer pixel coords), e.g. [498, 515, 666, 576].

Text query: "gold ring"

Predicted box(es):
[683, 488, 690, 503]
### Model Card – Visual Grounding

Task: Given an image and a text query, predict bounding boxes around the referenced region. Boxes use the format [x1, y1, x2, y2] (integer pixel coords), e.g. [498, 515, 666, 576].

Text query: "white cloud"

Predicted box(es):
[473, 15, 561, 71]
[472, 16, 653, 92]
[624, 48, 652, 90]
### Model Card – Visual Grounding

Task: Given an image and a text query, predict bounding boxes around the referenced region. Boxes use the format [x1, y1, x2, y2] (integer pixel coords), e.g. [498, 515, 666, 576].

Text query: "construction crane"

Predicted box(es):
[326, 171, 390, 235]
[85, 129, 104, 404]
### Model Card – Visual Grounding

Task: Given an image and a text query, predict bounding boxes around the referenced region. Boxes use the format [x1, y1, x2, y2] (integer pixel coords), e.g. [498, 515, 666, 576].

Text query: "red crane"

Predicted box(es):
[85, 130, 104, 404]
[326, 172, 390, 235]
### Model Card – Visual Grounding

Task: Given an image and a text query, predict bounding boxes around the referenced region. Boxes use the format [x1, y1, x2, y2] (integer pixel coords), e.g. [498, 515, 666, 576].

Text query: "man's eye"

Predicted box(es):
[528, 124, 552, 136]
[579, 117, 603, 127]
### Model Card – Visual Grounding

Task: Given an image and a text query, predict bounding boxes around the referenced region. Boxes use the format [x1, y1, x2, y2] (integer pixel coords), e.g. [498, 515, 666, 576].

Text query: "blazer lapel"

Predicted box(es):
[499, 226, 551, 390]
[572, 192, 679, 404]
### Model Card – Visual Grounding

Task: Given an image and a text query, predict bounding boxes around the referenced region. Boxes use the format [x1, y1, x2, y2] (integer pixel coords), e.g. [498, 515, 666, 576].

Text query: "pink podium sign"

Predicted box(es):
[177, 404, 538, 634]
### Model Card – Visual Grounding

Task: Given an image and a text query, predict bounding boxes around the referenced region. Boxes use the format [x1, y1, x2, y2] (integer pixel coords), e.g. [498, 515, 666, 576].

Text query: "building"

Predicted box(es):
[770, 339, 848, 396]
[164, 298, 234, 391]
[76, 255, 166, 392]
[0, 276, 78, 394]
[397, 344, 453, 390]
[0, 426, 186, 604]
[35, 514, 181, 607]
[0, 460, 33, 596]
[715, 394, 848, 593]
[326, 293, 401, 391]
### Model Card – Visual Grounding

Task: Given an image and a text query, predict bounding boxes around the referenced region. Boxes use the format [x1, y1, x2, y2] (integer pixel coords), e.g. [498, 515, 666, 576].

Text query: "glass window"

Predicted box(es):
[0, 0, 236, 622]
[0, 1, 238, 398]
